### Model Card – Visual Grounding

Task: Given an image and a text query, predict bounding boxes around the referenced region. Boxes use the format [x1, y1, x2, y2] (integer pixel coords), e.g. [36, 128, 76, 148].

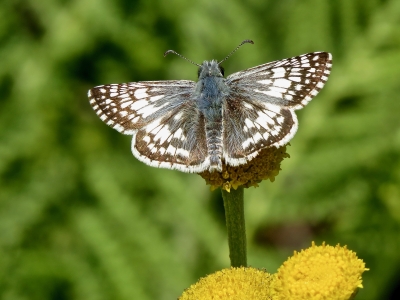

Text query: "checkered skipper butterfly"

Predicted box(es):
[88, 40, 332, 173]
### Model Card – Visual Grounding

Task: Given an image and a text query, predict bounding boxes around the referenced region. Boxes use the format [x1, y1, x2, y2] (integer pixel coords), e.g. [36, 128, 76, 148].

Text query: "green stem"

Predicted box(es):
[221, 187, 247, 267]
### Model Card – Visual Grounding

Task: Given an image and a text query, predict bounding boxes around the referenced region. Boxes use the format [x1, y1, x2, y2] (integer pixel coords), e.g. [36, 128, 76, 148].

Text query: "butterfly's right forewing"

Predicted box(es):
[226, 52, 332, 109]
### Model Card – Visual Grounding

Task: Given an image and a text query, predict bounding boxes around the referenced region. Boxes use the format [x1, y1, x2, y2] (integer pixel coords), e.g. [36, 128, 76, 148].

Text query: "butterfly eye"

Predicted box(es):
[219, 65, 225, 76]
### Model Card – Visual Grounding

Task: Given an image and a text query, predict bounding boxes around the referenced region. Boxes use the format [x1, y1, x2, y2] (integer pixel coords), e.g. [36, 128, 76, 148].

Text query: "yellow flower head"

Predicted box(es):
[179, 267, 273, 300]
[198, 145, 289, 192]
[271, 242, 369, 300]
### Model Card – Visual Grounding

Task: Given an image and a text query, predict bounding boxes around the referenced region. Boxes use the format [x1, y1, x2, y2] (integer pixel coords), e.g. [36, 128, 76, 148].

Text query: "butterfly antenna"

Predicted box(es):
[164, 50, 201, 67]
[218, 39, 254, 65]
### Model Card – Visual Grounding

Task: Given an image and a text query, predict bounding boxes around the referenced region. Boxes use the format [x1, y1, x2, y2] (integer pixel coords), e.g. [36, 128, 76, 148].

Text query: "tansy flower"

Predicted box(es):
[179, 243, 368, 300]
[271, 242, 369, 300]
[199, 145, 289, 192]
[179, 267, 273, 300]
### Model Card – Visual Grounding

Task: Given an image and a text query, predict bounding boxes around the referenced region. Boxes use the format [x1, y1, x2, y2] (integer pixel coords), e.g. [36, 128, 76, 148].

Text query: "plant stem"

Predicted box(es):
[221, 187, 247, 267]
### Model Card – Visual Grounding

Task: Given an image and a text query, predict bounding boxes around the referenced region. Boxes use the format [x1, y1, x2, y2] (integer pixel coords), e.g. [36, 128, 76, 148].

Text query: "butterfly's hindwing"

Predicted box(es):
[88, 80, 195, 134]
[222, 94, 297, 165]
[226, 52, 332, 110]
[132, 100, 210, 173]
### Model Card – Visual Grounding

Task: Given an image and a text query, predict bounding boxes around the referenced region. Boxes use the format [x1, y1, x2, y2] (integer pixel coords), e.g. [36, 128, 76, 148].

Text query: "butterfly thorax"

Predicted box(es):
[194, 60, 230, 172]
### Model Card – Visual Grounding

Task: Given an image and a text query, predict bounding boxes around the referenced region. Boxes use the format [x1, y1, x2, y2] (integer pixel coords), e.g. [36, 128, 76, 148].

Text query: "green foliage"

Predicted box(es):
[1, 0, 400, 299]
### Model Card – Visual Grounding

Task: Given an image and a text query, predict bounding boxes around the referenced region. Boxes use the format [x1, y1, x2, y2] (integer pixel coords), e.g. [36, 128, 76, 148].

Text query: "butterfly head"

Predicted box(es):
[164, 40, 253, 81]
[197, 60, 225, 79]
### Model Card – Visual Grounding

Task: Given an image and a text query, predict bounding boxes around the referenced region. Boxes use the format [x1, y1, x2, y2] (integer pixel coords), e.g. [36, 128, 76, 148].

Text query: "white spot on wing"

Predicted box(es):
[243, 103, 253, 109]
[173, 128, 183, 139]
[270, 86, 287, 94]
[256, 111, 274, 126]
[145, 119, 161, 133]
[304, 96, 312, 102]
[143, 136, 151, 143]
[113, 124, 125, 132]
[285, 95, 293, 100]
[134, 88, 149, 99]
[273, 67, 286, 73]
[264, 103, 281, 113]
[153, 125, 171, 144]
[150, 95, 164, 102]
[273, 78, 291, 88]
[176, 148, 189, 158]
[121, 101, 133, 109]
[253, 132, 263, 142]
[130, 100, 148, 110]
[244, 118, 255, 128]
[166, 145, 176, 155]
[289, 77, 301, 82]
[260, 90, 283, 99]
[242, 138, 253, 149]
[174, 112, 183, 120]
[257, 79, 273, 85]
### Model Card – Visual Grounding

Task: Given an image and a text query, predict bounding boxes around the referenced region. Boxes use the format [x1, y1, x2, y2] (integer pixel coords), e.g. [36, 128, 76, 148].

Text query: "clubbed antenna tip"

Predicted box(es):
[163, 49, 200, 67]
[242, 39, 254, 45]
[163, 50, 176, 57]
[219, 40, 254, 64]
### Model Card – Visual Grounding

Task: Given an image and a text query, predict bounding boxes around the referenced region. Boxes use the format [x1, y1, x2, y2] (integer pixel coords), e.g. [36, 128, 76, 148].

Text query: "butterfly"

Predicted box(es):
[88, 40, 332, 173]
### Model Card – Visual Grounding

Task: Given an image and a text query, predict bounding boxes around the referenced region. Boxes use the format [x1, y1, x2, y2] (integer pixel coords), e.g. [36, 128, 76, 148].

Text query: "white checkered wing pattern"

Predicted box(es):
[88, 81, 195, 134]
[223, 52, 332, 165]
[88, 81, 210, 172]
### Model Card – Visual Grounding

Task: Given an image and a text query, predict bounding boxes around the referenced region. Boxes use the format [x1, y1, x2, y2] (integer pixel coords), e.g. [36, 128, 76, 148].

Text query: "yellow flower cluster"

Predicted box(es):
[179, 267, 272, 300]
[179, 242, 368, 300]
[198, 146, 290, 192]
[271, 242, 368, 300]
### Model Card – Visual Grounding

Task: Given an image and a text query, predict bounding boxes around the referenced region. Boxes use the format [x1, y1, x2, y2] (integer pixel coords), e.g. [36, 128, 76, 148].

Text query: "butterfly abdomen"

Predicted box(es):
[205, 120, 223, 172]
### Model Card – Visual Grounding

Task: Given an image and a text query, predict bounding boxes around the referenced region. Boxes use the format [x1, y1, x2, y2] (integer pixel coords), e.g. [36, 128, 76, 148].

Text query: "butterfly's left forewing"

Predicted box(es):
[88, 80, 195, 134]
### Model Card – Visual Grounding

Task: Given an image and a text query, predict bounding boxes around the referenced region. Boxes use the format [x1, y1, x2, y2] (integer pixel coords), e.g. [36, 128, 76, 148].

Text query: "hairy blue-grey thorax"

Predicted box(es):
[194, 60, 227, 171]
[195, 60, 230, 117]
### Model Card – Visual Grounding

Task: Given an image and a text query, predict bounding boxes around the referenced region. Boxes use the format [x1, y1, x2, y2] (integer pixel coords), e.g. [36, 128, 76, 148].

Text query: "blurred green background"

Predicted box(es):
[1, 0, 400, 299]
